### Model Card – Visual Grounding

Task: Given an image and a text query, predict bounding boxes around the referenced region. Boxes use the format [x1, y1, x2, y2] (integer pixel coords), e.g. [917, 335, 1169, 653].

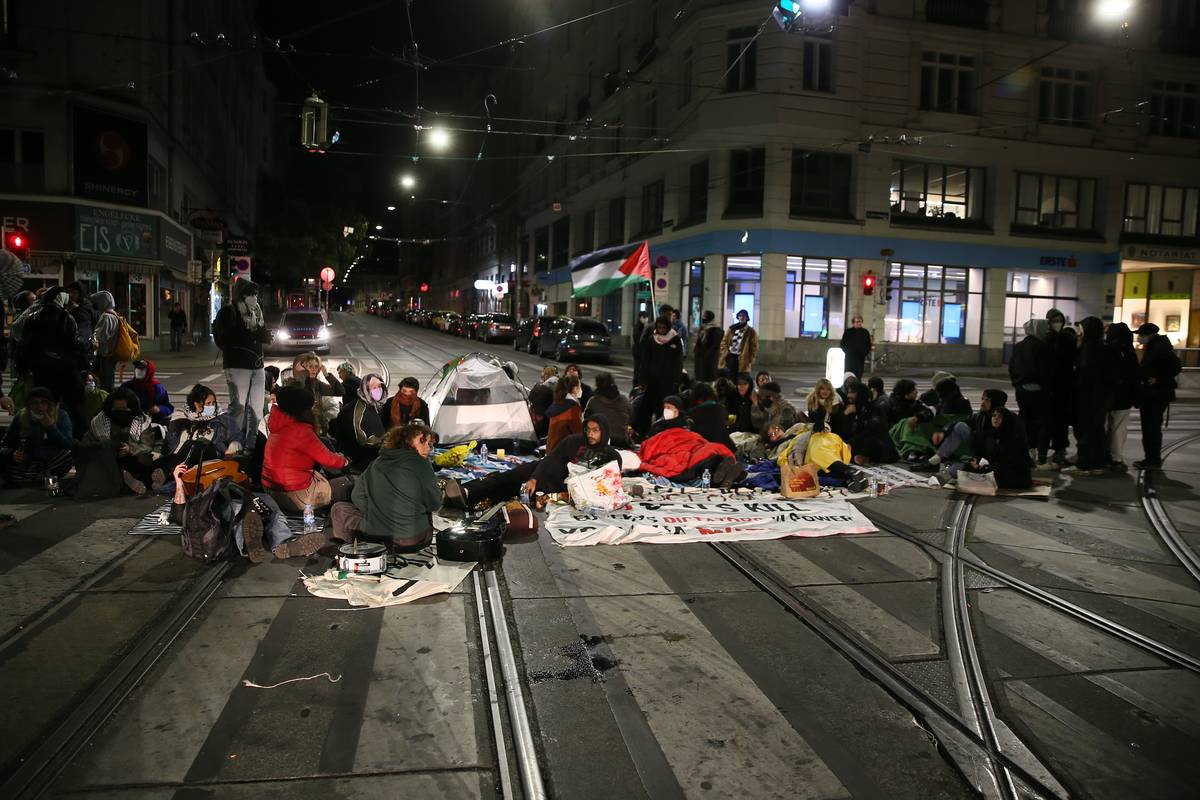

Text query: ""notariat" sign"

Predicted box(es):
[1123, 244, 1200, 264]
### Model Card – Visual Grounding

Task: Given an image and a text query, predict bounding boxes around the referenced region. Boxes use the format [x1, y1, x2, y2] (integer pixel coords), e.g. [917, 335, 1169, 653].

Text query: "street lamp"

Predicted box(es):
[400, 174, 416, 189]
[1095, 0, 1133, 21]
[426, 127, 450, 149]
[375, 224, 383, 231]
[386, 205, 396, 212]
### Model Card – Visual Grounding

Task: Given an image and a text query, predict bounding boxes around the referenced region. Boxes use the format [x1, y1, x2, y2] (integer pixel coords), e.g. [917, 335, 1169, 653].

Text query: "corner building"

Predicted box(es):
[511, 0, 1200, 366]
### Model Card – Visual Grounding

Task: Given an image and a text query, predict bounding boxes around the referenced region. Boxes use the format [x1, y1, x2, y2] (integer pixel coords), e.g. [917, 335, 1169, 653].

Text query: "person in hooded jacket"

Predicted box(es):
[752, 381, 802, 434]
[728, 373, 757, 433]
[962, 407, 1033, 490]
[693, 310, 723, 382]
[634, 316, 683, 435]
[1134, 322, 1183, 469]
[584, 372, 634, 446]
[1009, 319, 1049, 461]
[443, 415, 621, 509]
[381, 376, 430, 431]
[334, 373, 389, 469]
[167, 302, 188, 352]
[84, 387, 161, 494]
[22, 286, 82, 419]
[213, 279, 271, 452]
[686, 382, 736, 452]
[546, 375, 584, 451]
[89, 291, 121, 391]
[331, 421, 442, 550]
[262, 385, 353, 514]
[1068, 317, 1116, 474]
[1105, 322, 1138, 470]
[120, 358, 173, 425]
[0, 386, 74, 485]
[66, 281, 97, 364]
[1042, 307, 1077, 465]
[648, 394, 689, 438]
[913, 389, 1009, 471]
[79, 370, 108, 425]
[884, 378, 933, 426]
[831, 385, 897, 465]
[160, 384, 241, 484]
[527, 366, 559, 438]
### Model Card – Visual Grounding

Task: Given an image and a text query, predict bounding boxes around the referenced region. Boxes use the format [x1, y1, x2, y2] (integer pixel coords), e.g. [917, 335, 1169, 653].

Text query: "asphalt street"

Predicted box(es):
[1, 311, 1198, 799]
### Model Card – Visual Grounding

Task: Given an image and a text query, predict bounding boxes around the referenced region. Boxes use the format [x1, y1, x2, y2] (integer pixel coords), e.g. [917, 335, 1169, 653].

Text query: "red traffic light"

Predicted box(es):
[419, 282, 429, 293]
[5, 231, 30, 262]
[862, 272, 876, 295]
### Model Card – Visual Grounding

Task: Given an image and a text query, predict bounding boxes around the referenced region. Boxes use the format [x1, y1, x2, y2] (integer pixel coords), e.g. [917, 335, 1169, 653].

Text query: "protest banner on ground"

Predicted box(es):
[545, 490, 876, 546]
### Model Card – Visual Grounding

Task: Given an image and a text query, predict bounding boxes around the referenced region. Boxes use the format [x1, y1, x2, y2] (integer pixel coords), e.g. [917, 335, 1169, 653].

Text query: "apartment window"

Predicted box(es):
[580, 209, 596, 253]
[1039, 67, 1091, 127]
[643, 90, 658, 139]
[1014, 172, 1097, 232]
[534, 226, 549, 271]
[679, 48, 693, 108]
[727, 148, 765, 216]
[725, 27, 757, 93]
[148, 157, 167, 212]
[685, 158, 709, 224]
[889, 160, 985, 223]
[785, 257, 847, 339]
[1124, 184, 1200, 238]
[607, 196, 625, 245]
[802, 38, 833, 93]
[920, 52, 976, 114]
[1149, 80, 1199, 139]
[0, 128, 45, 192]
[551, 217, 570, 268]
[884, 263, 984, 345]
[639, 179, 664, 235]
[790, 151, 852, 218]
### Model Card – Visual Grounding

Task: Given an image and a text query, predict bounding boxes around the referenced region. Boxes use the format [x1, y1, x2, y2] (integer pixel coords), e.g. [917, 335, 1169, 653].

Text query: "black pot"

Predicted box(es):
[436, 518, 504, 562]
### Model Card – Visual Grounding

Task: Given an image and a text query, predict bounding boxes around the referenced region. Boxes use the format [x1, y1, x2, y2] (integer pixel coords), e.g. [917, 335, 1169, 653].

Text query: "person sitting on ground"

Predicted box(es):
[161, 384, 242, 481]
[755, 370, 773, 389]
[583, 371, 634, 446]
[528, 365, 559, 438]
[913, 389, 1010, 472]
[753, 381, 802, 434]
[649, 395, 689, 437]
[831, 385, 897, 465]
[336, 362, 361, 404]
[79, 370, 109, 429]
[564, 364, 593, 408]
[84, 387, 161, 494]
[931, 377, 973, 418]
[120, 358, 173, 425]
[545, 375, 584, 451]
[714, 369, 737, 413]
[883, 378, 933, 427]
[802, 409, 869, 492]
[806, 378, 842, 424]
[960, 407, 1033, 490]
[331, 421, 442, 551]
[382, 376, 430, 428]
[334, 372, 390, 470]
[285, 353, 341, 435]
[729, 372, 757, 433]
[836, 372, 860, 405]
[261, 385, 352, 515]
[443, 416, 620, 509]
[0, 386, 74, 486]
[866, 376, 887, 413]
[686, 383, 736, 452]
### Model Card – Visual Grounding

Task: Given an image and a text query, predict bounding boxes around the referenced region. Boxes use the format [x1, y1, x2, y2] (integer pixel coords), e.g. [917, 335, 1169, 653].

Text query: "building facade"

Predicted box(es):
[511, 0, 1200, 365]
[0, 0, 275, 348]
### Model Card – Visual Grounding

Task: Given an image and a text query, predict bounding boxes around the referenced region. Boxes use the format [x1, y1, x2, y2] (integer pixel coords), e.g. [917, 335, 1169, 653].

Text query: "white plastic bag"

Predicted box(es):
[565, 460, 628, 510]
[956, 469, 998, 496]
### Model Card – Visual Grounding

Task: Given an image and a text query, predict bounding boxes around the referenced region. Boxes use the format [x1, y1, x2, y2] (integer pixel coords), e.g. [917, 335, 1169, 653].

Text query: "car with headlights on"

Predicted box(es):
[271, 309, 332, 354]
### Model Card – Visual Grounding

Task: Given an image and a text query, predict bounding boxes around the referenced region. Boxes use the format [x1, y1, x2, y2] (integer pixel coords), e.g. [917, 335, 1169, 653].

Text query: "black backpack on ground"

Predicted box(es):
[181, 475, 254, 563]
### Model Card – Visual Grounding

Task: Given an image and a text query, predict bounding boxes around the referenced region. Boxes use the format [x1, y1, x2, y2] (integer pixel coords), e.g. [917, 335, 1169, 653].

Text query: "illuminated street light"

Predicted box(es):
[1095, 0, 1133, 21]
[802, 0, 832, 11]
[400, 174, 416, 189]
[386, 205, 396, 211]
[375, 224, 383, 230]
[426, 127, 450, 149]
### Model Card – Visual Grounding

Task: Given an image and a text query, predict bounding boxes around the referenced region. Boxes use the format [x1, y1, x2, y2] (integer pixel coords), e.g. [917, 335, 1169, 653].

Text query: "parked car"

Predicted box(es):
[514, 315, 565, 354]
[540, 317, 611, 361]
[444, 312, 466, 336]
[271, 309, 332, 354]
[474, 313, 516, 343]
[461, 313, 484, 338]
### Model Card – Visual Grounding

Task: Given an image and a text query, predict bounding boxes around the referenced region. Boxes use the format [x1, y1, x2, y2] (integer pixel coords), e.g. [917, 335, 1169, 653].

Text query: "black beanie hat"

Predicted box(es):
[275, 385, 314, 419]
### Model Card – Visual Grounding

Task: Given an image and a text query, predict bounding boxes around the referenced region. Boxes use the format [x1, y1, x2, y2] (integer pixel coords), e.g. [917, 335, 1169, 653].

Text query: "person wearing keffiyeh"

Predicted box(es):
[382, 375, 430, 428]
[334, 373, 390, 469]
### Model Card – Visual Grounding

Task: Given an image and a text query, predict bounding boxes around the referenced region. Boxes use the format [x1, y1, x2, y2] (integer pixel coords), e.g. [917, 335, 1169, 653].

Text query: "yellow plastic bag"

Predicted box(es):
[434, 440, 477, 467]
[805, 431, 851, 472]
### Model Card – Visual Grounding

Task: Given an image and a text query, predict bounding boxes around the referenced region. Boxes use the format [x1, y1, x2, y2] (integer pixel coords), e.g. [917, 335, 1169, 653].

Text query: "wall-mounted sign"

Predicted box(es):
[72, 107, 148, 206]
[1123, 244, 1200, 264]
[494, 283, 508, 296]
[76, 205, 159, 260]
[473, 279, 496, 291]
[225, 236, 251, 256]
[1038, 255, 1079, 268]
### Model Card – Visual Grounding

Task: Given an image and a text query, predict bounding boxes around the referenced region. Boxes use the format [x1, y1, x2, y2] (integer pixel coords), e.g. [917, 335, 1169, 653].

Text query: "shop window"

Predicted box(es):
[1039, 67, 1091, 128]
[684, 158, 709, 225]
[890, 160, 985, 224]
[1003, 271, 1078, 343]
[1014, 172, 1097, 233]
[727, 148, 765, 217]
[883, 263, 983, 345]
[725, 256, 761, 326]
[725, 27, 758, 93]
[1124, 183, 1200, 238]
[1149, 80, 1199, 139]
[802, 37, 833, 93]
[638, 179, 664, 236]
[680, 259, 705, 331]
[920, 52, 976, 115]
[785, 257, 847, 340]
[791, 150, 852, 218]
[148, 157, 167, 212]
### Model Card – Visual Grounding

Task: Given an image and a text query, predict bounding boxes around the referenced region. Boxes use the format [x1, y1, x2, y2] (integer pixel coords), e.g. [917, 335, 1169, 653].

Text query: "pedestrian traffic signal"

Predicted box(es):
[4, 231, 30, 263]
[862, 271, 876, 295]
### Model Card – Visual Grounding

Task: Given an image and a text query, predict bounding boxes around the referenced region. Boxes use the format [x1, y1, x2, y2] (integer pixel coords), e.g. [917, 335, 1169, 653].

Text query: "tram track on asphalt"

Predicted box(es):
[1138, 431, 1200, 586]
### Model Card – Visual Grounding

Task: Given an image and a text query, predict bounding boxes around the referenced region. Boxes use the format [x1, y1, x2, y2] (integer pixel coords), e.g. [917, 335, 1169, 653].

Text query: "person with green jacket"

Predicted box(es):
[329, 421, 441, 551]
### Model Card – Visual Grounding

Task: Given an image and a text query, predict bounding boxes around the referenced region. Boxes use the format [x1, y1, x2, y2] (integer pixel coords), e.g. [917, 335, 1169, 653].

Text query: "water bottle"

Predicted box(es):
[302, 503, 316, 533]
[701, 468, 711, 490]
[44, 474, 60, 497]
[479, 443, 490, 461]
[512, 437, 520, 454]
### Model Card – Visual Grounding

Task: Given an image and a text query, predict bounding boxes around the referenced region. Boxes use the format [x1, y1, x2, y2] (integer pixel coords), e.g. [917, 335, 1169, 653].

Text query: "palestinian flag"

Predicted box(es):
[569, 241, 652, 298]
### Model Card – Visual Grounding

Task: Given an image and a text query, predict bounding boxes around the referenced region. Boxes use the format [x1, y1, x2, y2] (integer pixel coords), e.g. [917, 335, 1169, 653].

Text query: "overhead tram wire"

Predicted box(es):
[429, 2, 634, 66]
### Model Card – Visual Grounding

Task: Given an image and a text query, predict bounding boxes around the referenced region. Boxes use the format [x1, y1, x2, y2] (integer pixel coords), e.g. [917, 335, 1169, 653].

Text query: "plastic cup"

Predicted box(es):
[496, 448, 506, 459]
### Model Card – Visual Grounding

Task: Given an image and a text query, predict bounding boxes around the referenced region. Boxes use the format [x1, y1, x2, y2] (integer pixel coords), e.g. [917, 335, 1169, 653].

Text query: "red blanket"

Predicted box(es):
[638, 427, 733, 478]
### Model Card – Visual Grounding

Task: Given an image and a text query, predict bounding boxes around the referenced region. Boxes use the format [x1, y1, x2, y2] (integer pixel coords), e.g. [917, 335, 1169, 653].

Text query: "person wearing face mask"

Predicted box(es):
[0, 386, 74, 486]
[633, 316, 684, 436]
[83, 388, 161, 495]
[79, 370, 109, 427]
[545, 375, 584, 452]
[1134, 322, 1183, 469]
[649, 395, 689, 437]
[334, 372, 390, 469]
[120, 359, 174, 425]
[160, 384, 242, 485]
[383, 376, 430, 428]
[1041, 308, 1077, 466]
[752, 381, 800, 434]
[213, 279, 271, 452]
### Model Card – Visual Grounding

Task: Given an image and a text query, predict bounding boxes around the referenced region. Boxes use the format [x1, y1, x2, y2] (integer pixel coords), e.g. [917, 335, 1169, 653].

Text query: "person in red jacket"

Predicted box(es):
[545, 375, 583, 451]
[262, 385, 353, 514]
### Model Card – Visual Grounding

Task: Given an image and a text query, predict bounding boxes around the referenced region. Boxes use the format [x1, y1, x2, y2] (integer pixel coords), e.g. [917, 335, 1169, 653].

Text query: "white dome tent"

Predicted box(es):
[423, 353, 536, 447]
